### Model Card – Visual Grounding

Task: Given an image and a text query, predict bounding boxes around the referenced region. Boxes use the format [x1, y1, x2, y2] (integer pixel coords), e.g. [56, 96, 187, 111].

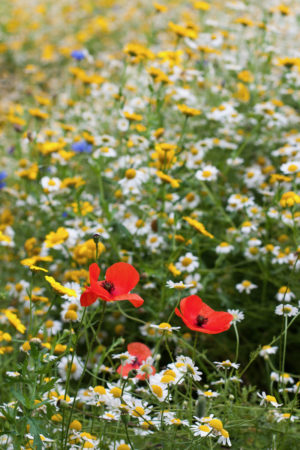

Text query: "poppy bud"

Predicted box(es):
[196, 398, 206, 418]
[93, 233, 101, 244]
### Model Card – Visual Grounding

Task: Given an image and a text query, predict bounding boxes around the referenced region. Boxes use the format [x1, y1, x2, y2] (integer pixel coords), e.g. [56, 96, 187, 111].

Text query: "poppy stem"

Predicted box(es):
[233, 322, 240, 364]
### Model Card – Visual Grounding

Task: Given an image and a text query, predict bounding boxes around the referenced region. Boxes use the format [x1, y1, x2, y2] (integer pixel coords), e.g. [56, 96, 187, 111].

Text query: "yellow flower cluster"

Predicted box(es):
[0, 330, 13, 354]
[21, 255, 53, 267]
[183, 216, 214, 239]
[71, 201, 94, 216]
[45, 276, 77, 297]
[156, 171, 181, 188]
[2, 309, 26, 334]
[177, 104, 201, 116]
[73, 239, 105, 265]
[280, 191, 300, 208]
[45, 227, 69, 248]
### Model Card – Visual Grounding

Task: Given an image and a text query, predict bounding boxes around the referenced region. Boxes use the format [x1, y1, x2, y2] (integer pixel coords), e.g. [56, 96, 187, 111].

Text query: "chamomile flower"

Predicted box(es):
[184, 273, 202, 294]
[196, 164, 218, 181]
[170, 356, 202, 381]
[273, 412, 298, 423]
[175, 252, 199, 273]
[227, 309, 244, 323]
[191, 422, 212, 437]
[40, 319, 62, 336]
[148, 375, 169, 402]
[275, 286, 295, 302]
[149, 322, 180, 334]
[214, 360, 240, 370]
[41, 176, 61, 192]
[166, 280, 194, 289]
[280, 161, 300, 174]
[119, 168, 148, 194]
[275, 304, 298, 317]
[109, 440, 131, 450]
[217, 428, 232, 447]
[58, 355, 83, 381]
[257, 391, 282, 408]
[216, 242, 234, 254]
[259, 345, 278, 359]
[197, 389, 219, 398]
[236, 280, 257, 294]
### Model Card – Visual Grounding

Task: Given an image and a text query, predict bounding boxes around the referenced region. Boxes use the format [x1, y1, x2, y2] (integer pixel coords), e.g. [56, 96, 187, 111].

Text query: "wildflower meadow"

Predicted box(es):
[1, 0, 300, 448]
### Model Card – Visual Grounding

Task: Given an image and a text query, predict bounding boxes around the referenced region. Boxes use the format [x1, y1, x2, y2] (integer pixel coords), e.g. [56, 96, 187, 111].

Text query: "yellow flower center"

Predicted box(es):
[152, 385, 163, 398]
[221, 361, 232, 367]
[221, 428, 229, 438]
[209, 418, 223, 431]
[266, 395, 277, 403]
[287, 164, 298, 172]
[249, 247, 259, 255]
[117, 445, 130, 450]
[181, 257, 192, 266]
[70, 420, 82, 431]
[110, 387, 122, 398]
[65, 363, 77, 374]
[199, 424, 210, 432]
[45, 320, 54, 328]
[65, 310, 78, 321]
[186, 193, 195, 201]
[132, 406, 145, 417]
[163, 369, 176, 378]
[279, 286, 290, 294]
[242, 280, 251, 287]
[125, 169, 136, 179]
[136, 219, 144, 228]
[158, 322, 171, 330]
[220, 242, 229, 247]
[202, 170, 212, 178]
[175, 362, 185, 368]
[94, 386, 106, 395]
[161, 374, 175, 383]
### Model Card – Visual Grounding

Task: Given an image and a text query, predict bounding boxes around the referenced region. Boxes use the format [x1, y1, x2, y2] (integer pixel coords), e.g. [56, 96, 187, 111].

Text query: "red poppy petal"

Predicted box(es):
[204, 312, 233, 331]
[176, 312, 223, 333]
[80, 289, 98, 307]
[179, 295, 203, 316]
[176, 305, 233, 334]
[117, 363, 135, 378]
[105, 262, 139, 296]
[90, 282, 113, 301]
[128, 342, 152, 361]
[113, 293, 144, 308]
[89, 263, 100, 285]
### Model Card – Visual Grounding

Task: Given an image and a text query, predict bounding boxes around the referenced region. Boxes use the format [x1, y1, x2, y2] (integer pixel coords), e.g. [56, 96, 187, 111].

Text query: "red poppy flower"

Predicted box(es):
[175, 295, 233, 334]
[80, 262, 144, 308]
[117, 342, 156, 380]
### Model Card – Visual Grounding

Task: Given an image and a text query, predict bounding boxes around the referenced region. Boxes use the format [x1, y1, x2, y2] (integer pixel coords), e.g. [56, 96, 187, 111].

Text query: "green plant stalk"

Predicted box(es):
[63, 302, 106, 448]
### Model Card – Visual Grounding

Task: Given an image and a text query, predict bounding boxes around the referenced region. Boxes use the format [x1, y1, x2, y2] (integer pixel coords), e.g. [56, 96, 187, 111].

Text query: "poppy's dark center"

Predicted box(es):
[132, 356, 140, 367]
[102, 280, 114, 293]
[196, 315, 208, 327]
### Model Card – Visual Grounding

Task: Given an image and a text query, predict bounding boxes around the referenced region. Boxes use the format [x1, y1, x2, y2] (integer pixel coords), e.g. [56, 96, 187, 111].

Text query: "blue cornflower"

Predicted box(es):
[71, 50, 86, 61]
[71, 140, 92, 153]
[0, 171, 7, 189]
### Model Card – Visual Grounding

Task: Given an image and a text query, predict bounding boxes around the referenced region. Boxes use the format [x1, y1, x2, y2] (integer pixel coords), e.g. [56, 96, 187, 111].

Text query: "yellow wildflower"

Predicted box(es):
[2, 310, 26, 334]
[177, 104, 201, 116]
[45, 227, 69, 248]
[280, 191, 300, 208]
[183, 216, 214, 239]
[45, 276, 77, 297]
[156, 171, 181, 188]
